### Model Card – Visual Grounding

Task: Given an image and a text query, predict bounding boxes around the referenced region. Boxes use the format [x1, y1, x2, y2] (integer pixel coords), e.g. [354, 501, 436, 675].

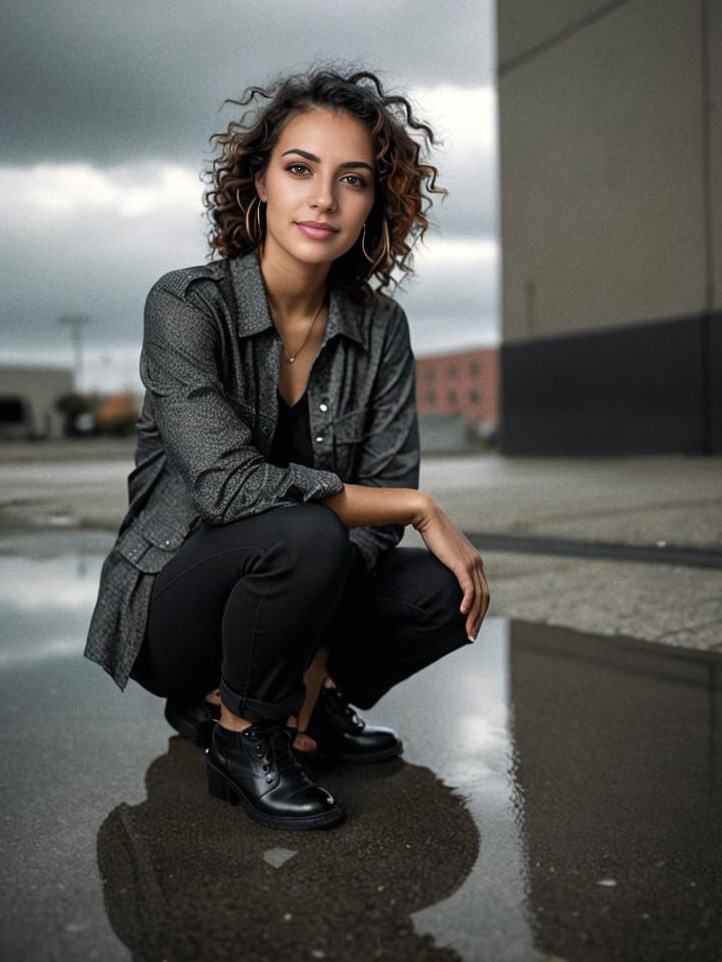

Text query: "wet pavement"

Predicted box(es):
[3, 445, 720, 659]
[1, 532, 720, 961]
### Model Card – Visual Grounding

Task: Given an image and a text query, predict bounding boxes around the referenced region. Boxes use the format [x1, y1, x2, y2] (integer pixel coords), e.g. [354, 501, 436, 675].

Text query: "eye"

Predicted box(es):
[284, 163, 367, 188]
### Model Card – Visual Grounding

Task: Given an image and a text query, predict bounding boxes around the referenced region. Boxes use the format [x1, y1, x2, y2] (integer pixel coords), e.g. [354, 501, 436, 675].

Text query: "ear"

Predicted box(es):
[254, 170, 267, 202]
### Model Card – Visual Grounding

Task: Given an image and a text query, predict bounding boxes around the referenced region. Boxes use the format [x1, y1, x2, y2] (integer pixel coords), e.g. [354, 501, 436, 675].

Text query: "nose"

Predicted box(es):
[311, 176, 337, 211]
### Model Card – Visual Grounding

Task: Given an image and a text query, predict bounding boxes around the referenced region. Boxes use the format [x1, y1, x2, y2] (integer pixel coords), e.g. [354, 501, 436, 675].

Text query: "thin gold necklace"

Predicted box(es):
[271, 290, 327, 363]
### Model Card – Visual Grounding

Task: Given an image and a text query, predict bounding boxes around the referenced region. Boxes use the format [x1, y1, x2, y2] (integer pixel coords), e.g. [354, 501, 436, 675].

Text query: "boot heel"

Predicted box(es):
[206, 762, 239, 805]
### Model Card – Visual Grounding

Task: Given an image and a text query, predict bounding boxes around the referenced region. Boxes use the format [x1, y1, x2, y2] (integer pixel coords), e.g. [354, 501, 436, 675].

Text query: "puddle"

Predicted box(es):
[0, 534, 113, 669]
[0, 534, 720, 961]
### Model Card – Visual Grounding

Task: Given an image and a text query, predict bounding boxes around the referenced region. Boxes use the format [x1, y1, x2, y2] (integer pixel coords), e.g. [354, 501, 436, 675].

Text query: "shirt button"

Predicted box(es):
[315, 435, 324, 443]
[262, 426, 269, 435]
[164, 539, 170, 546]
[319, 403, 328, 412]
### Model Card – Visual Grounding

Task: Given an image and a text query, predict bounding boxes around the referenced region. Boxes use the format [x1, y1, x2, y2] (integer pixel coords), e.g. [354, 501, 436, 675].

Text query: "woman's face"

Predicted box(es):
[254, 107, 376, 267]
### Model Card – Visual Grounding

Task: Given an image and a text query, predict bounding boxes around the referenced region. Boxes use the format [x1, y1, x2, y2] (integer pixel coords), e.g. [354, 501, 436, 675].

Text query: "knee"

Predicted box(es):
[424, 554, 464, 603]
[275, 502, 351, 583]
[282, 501, 348, 552]
[418, 556, 470, 632]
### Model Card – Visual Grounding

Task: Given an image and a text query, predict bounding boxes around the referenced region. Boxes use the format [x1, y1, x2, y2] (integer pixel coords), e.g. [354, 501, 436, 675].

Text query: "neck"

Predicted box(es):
[257, 234, 331, 323]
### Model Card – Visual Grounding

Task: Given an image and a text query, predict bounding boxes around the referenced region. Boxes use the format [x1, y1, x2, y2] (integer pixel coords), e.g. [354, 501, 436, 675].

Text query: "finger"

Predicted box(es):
[480, 571, 491, 621]
[480, 560, 491, 613]
[470, 566, 484, 639]
[476, 574, 491, 633]
[459, 575, 474, 617]
[465, 597, 476, 638]
[470, 568, 485, 640]
[465, 566, 482, 639]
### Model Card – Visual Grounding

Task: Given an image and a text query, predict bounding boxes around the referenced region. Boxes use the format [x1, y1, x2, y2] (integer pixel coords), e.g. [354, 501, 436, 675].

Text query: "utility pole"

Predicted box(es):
[58, 313, 91, 393]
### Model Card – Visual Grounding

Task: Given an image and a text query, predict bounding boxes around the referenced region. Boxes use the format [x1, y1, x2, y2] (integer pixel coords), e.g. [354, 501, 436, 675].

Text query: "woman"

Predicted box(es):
[84, 66, 491, 831]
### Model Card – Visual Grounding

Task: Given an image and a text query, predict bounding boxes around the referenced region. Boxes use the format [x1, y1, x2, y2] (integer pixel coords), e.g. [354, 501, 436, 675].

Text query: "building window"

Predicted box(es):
[469, 360, 479, 375]
[447, 390, 457, 406]
[469, 390, 481, 404]
[448, 364, 457, 377]
[426, 391, 437, 405]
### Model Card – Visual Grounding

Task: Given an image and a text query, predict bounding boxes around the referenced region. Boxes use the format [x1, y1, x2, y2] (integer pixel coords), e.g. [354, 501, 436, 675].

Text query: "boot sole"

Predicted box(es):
[206, 760, 345, 830]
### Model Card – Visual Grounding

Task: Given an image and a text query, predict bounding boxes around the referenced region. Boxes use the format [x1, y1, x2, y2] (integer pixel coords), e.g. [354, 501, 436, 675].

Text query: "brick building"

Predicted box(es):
[415, 347, 500, 432]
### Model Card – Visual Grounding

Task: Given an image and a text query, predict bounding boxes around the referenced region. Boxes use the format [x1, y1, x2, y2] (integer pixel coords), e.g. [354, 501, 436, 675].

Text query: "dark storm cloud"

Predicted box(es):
[1, 1, 497, 380]
[2, 0, 493, 167]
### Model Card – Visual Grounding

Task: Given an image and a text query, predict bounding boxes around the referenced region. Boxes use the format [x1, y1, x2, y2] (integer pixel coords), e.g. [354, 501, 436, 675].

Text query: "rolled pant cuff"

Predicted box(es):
[218, 678, 305, 721]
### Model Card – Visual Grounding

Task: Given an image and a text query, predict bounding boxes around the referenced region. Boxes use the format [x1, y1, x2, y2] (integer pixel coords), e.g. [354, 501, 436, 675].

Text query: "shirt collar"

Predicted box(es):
[228, 246, 367, 351]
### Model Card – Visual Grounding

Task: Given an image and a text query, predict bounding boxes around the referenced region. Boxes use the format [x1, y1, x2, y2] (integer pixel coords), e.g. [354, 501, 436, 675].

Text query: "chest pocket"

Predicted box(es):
[332, 407, 369, 479]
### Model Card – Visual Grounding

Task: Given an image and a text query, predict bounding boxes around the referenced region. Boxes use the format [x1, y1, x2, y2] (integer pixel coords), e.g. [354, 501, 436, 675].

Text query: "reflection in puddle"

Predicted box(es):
[0, 541, 109, 668]
[98, 740, 478, 961]
[1, 534, 721, 960]
[509, 622, 722, 961]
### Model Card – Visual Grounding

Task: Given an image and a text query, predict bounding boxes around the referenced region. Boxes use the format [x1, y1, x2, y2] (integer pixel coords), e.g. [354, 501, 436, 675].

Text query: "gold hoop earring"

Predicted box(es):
[362, 218, 390, 274]
[361, 222, 373, 261]
[236, 192, 265, 244]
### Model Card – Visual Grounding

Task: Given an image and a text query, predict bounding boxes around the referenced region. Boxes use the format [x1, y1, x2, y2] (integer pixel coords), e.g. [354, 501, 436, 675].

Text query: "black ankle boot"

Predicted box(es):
[205, 720, 345, 830]
[164, 698, 220, 747]
[297, 686, 403, 763]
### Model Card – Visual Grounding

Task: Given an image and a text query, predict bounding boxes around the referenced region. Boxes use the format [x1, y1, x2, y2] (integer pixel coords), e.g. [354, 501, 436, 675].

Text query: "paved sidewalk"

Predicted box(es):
[2, 441, 720, 652]
[408, 452, 722, 654]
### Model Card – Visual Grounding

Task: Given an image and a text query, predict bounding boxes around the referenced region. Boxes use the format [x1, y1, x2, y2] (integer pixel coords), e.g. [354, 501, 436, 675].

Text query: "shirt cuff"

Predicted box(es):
[284, 463, 345, 503]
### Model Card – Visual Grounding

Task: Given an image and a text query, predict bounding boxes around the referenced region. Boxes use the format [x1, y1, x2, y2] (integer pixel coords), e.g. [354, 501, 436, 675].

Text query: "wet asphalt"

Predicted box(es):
[1, 531, 720, 961]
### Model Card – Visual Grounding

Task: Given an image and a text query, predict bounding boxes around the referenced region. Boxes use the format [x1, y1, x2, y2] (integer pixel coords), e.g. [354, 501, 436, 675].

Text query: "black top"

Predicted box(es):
[267, 389, 314, 468]
[269, 387, 366, 579]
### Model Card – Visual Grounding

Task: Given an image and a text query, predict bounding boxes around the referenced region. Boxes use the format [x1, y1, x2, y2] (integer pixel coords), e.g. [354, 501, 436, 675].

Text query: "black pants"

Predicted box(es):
[130, 502, 473, 721]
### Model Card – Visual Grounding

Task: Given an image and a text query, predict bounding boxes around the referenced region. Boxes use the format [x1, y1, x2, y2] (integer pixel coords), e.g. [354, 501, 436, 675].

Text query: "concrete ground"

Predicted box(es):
[2, 438, 720, 652]
[1, 439, 721, 961]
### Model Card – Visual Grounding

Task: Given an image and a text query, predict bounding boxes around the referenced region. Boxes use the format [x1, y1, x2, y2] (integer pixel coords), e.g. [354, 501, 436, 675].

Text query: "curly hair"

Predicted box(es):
[200, 62, 448, 303]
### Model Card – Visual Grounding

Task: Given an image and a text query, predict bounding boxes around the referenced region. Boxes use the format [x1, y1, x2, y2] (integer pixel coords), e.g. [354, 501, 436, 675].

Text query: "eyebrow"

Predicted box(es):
[281, 148, 374, 172]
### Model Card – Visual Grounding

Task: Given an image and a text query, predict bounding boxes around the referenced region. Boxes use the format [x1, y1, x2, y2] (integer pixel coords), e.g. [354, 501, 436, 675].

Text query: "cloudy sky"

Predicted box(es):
[1, 0, 498, 392]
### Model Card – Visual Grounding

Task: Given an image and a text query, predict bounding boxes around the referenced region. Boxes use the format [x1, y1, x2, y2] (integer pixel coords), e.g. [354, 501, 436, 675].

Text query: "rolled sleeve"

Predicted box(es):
[348, 304, 420, 574]
[140, 278, 344, 525]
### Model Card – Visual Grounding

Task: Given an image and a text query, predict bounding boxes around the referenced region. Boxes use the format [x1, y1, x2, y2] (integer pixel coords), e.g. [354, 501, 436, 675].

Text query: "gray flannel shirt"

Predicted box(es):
[84, 246, 420, 690]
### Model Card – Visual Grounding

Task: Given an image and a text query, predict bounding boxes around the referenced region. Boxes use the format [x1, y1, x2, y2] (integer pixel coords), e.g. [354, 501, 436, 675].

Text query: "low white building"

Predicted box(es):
[0, 366, 74, 440]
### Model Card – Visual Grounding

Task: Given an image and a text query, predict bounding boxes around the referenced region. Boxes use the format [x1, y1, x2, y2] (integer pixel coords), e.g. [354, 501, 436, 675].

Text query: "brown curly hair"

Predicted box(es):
[200, 62, 448, 304]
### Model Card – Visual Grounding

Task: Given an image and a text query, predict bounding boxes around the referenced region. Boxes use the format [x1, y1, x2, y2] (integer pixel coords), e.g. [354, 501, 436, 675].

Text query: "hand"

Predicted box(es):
[412, 498, 490, 641]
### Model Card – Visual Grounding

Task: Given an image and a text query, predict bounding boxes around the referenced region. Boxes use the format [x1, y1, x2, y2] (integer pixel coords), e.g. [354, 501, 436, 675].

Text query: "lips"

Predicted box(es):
[295, 222, 338, 240]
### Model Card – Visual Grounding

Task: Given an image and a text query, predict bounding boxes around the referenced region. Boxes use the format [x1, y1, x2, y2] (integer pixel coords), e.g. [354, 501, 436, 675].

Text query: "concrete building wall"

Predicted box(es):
[497, 0, 721, 453]
[0, 366, 73, 439]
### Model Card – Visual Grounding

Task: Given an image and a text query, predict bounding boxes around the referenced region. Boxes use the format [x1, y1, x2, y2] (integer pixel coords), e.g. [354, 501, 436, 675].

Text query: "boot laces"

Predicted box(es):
[250, 720, 309, 780]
